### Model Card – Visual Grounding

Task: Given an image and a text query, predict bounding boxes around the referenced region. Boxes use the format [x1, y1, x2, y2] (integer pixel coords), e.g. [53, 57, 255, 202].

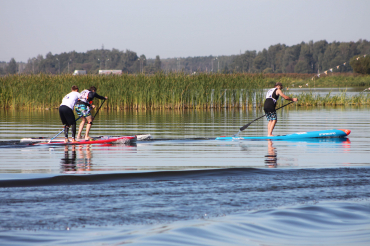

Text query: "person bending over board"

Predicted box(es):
[74, 86, 107, 140]
[264, 82, 297, 136]
[59, 85, 80, 143]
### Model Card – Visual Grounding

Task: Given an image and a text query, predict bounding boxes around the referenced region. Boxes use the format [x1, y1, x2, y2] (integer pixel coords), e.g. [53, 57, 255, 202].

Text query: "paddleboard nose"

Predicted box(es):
[339, 129, 351, 136]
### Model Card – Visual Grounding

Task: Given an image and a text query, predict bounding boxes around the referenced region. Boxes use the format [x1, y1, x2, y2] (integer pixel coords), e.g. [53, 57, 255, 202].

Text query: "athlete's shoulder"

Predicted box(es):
[79, 90, 90, 98]
[69, 91, 80, 98]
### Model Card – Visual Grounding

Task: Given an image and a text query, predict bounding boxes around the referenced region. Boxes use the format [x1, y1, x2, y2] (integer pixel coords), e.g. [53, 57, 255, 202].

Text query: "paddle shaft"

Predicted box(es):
[239, 101, 294, 132]
[49, 116, 81, 143]
[92, 99, 106, 120]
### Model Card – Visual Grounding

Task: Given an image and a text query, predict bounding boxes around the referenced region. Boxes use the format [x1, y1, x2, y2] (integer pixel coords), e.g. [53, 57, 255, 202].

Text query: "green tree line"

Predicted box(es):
[231, 39, 370, 74]
[1, 39, 370, 75]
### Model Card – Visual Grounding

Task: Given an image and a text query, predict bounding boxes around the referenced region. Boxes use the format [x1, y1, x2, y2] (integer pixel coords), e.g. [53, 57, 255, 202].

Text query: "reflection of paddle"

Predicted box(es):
[49, 116, 81, 143]
[233, 101, 295, 137]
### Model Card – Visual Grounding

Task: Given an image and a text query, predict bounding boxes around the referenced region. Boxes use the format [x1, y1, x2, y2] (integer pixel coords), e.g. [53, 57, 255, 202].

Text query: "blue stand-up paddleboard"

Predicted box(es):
[216, 129, 351, 141]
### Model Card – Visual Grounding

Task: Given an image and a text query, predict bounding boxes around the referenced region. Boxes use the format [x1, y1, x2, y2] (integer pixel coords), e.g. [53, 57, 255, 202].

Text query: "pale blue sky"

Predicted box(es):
[1, 0, 369, 62]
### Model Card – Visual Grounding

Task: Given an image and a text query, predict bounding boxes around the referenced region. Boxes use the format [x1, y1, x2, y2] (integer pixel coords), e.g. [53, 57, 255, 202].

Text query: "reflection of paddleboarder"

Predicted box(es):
[61, 145, 92, 173]
[77, 145, 92, 171]
[61, 145, 77, 172]
[265, 140, 277, 168]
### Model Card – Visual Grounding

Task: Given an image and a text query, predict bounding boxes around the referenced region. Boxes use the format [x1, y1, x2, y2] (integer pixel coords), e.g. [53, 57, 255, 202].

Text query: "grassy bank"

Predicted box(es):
[1, 73, 370, 110]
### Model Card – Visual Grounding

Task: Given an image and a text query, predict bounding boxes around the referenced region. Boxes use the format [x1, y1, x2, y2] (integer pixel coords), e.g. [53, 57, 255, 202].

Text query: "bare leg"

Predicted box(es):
[267, 120, 277, 136]
[77, 117, 86, 139]
[84, 115, 93, 140]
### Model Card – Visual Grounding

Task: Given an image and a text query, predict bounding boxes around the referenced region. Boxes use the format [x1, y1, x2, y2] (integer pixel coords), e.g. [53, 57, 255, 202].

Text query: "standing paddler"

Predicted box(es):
[264, 82, 298, 136]
[59, 85, 80, 143]
[74, 86, 107, 140]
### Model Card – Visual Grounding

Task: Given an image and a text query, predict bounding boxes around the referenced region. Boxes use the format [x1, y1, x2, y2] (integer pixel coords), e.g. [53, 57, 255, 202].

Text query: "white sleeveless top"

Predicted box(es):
[78, 89, 90, 103]
[265, 88, 278, 103]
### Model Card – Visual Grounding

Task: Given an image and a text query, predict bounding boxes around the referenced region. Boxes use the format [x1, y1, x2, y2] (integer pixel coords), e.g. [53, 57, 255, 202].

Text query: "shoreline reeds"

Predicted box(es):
[1, 73, 370, 110]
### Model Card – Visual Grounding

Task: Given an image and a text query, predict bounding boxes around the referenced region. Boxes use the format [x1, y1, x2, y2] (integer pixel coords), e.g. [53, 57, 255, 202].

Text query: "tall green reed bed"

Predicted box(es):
[1, 73, 369, 110]
[287, 91, 370, 106]
[0, 73, 267, 110]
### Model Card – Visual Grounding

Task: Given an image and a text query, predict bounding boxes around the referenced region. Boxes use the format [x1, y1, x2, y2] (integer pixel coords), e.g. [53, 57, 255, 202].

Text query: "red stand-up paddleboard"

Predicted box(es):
[22, 136, 137, 145]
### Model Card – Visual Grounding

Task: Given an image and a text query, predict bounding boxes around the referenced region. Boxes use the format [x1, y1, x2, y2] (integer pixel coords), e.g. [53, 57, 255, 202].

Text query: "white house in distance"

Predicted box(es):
[73, 70, 86, 75]
[99, 70, 122, 75]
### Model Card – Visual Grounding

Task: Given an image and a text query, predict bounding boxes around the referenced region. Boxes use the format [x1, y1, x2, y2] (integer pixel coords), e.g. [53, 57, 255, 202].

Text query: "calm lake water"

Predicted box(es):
[0, 104, 369, 245]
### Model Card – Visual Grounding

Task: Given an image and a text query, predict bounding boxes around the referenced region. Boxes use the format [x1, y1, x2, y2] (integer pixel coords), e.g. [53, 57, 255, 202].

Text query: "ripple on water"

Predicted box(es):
[131, 201, 370, 246]
[2, 201, 368, 246]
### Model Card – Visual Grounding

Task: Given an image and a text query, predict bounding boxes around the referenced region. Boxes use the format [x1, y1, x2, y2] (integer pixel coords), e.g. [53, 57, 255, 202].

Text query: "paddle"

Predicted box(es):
[48, 116, 81, 143]
[92, 99, 106, 120]
[233, 101, 295, 137]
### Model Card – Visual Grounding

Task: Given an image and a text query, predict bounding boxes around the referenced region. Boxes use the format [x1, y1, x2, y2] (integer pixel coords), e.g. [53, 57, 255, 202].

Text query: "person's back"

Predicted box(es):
[264, 87, 279, 113]
[61, 91, 80, 109]
[77, 89, 91, 104]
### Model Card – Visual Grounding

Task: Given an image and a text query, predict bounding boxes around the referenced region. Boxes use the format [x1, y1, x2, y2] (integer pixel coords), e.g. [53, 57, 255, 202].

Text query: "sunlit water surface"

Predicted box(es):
[0, 106, 369, 245]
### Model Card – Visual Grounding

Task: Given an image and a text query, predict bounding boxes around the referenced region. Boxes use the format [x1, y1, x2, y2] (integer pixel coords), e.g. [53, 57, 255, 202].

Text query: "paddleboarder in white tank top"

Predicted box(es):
[263, 82, 298, 136]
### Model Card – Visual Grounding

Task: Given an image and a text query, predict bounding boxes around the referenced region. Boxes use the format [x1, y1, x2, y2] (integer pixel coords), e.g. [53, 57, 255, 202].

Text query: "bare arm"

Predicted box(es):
[276, 89, 298, 102]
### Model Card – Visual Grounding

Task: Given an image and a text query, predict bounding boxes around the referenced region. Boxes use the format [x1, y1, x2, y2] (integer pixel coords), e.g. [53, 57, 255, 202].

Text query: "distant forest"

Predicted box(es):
[1, 39, 370, 75]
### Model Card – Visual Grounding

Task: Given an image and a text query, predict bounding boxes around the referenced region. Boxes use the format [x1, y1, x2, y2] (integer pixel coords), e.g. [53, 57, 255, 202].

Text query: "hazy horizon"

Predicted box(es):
[1, 0, 369, 62]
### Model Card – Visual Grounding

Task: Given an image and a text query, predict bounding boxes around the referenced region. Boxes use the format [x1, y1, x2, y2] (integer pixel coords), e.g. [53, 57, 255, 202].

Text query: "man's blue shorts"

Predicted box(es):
[266, 111, 277, 121]
[74, 104, 91, 117]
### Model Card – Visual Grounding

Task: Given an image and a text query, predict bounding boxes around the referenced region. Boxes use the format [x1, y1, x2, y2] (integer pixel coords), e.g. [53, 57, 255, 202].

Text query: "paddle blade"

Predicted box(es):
[240, 124, 251, 131]
[240, 114, 266, 132]
[232, 130, 241, 137]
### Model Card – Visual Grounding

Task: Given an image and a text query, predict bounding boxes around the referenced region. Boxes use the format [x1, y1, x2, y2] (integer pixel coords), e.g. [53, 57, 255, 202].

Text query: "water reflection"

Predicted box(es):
[263, 138, 352, 168]
[61, 145, 92, 173]
[265, 140, 277, 168]
[340, 138, 351, 151]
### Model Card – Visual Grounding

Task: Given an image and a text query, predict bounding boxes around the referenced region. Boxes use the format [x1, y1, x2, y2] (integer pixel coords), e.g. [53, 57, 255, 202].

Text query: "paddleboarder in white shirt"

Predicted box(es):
[59, 85, 80, 143]
[264, 82, 298, 136]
